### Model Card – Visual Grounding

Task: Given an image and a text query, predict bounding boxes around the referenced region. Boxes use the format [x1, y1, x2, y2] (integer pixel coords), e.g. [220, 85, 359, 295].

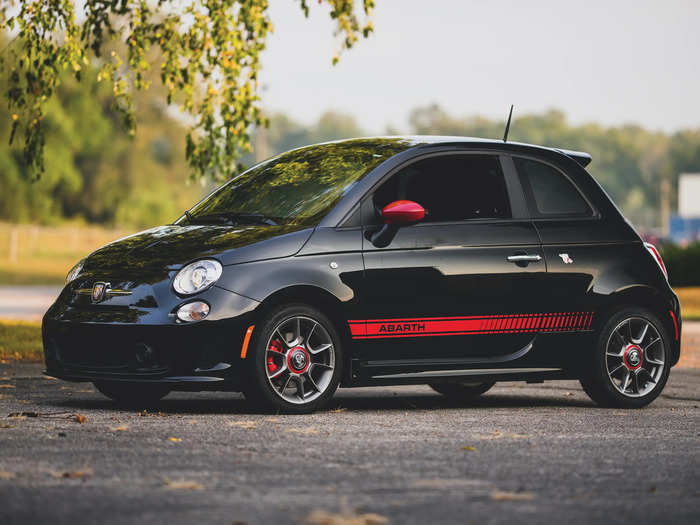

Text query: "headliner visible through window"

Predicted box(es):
[373, 155, 511, 223]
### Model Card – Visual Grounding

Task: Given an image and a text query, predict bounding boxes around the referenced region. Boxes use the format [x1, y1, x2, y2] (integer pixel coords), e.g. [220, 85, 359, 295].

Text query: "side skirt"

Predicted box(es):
[372, 367, 562, 380]
[347, 367, 571, 387]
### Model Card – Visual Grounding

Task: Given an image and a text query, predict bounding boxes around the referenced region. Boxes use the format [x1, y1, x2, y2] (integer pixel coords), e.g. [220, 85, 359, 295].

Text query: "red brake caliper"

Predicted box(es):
[267, 339, 283, 373]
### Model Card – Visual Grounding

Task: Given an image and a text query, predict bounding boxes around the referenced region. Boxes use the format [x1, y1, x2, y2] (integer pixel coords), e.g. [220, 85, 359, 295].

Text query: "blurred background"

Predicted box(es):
[0, 0, 699, 318]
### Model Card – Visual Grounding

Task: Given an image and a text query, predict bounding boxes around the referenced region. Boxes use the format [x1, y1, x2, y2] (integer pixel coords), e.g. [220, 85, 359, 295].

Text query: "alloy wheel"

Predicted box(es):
[605, 316, 665, 398]
[264, 315, 335, 405]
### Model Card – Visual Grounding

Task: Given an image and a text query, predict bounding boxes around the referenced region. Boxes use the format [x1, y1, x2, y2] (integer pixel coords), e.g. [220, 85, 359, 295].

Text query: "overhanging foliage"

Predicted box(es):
[0, 0, 375, 181]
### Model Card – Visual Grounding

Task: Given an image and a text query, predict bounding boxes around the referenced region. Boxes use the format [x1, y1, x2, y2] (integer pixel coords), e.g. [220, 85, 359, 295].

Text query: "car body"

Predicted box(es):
[43, 136, 682, 411]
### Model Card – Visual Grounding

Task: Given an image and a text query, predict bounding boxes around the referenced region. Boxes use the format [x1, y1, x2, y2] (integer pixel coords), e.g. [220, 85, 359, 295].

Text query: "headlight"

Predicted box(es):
[65, 259, 85, 284]
[173, 259, 223, 295]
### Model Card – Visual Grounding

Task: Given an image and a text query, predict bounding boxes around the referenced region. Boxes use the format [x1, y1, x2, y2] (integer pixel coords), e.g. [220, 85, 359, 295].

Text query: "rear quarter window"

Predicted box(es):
[514, 157, 593, 218]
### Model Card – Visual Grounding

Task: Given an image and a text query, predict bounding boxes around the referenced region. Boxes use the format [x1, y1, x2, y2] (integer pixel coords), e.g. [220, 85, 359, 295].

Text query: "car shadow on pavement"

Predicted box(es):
[38, 389, 595, 415]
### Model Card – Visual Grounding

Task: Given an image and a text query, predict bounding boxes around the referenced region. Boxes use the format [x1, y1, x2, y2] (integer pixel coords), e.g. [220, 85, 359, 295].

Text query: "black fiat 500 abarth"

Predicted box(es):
[43, 137, 682, 412]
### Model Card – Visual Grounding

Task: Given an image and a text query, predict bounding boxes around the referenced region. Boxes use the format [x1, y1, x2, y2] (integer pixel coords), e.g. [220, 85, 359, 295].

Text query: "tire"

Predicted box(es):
[580, 308, 671, 408]
[93, 381, 170, 406]
[242, 304, 343, 414]
[429, 381, 495, 400]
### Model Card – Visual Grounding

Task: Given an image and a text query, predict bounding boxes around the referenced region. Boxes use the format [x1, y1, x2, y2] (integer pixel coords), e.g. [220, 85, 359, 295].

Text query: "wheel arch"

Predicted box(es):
[254, 284, 354, 384]
[600, 285, 680, 365]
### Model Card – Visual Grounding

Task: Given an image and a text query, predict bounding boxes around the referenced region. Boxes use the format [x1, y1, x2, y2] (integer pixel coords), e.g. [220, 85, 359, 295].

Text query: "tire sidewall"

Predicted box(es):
[589, 308, 671, 408]
[245, 304, 343, 413]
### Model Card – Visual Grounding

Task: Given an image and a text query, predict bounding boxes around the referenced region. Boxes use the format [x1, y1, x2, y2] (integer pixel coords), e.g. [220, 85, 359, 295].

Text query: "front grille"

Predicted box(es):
[45, 324, 178, 375]
[43, 317, 241, 380]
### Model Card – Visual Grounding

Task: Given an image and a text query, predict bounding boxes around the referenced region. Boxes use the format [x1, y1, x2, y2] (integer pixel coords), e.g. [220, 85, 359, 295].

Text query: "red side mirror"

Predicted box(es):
[381, 200, 425, 225]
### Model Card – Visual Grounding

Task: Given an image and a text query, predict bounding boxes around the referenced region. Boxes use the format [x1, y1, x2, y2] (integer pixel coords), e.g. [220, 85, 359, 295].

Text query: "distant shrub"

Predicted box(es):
[662, 243, 700, 287]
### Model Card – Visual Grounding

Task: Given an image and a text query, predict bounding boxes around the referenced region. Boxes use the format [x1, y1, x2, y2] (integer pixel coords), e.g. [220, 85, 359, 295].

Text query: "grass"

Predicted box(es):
[0, 222, 130, 285]
[677, 287, 700, 321]
[0, 320, 43, 362]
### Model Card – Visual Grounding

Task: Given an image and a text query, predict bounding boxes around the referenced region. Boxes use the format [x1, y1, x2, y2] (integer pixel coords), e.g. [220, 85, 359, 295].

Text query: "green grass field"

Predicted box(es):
[0, 222, 131, 285]
[0, 320, 43, 362]
[677, 287, 700, 321]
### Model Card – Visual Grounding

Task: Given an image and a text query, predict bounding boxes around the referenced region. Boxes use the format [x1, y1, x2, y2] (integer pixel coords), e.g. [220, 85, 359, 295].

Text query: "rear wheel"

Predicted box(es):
[242, 304, 343, 413]
[93, 381, 170, 406]
[429, 381, 495, 400]
[580, 308, 671, 408]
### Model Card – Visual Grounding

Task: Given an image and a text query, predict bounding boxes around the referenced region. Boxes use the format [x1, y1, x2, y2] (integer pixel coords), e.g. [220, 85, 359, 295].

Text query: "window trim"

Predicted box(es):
[356, 150, 526, 228]
[512, 154, 600, 220]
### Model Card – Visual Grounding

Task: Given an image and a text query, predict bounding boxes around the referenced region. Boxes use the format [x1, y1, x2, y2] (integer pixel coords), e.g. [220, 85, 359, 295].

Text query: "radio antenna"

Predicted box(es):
[503, 105, 514, 142]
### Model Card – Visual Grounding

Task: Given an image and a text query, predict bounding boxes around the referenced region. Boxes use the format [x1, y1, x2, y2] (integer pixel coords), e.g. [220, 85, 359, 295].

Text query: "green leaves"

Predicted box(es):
[0, 0, 375, 182]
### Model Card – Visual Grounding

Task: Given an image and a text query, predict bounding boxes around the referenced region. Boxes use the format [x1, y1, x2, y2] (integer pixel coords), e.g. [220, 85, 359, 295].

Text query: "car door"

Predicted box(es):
[351, 152, 548, 377]
[510, 155, 641, 367]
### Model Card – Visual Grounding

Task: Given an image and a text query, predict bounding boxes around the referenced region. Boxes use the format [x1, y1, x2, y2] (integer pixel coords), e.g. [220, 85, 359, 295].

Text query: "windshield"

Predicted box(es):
[184, 138, 413, 226]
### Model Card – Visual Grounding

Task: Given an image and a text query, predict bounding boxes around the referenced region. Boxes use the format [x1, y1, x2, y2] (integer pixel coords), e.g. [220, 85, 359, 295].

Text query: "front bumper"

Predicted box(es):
[42, 284, 259, 390]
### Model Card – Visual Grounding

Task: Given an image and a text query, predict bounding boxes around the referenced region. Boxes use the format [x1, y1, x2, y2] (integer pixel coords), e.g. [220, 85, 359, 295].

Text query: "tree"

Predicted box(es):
[0, 39, 202, 227]
[0, 0, 375, 182]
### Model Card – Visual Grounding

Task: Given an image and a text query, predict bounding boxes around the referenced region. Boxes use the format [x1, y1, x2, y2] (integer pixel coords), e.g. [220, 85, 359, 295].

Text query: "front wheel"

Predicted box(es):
[242, 304, 343, 414]
[580, 308, 671, 408]
[93, 381, 170, 406]
[429, 381, 495, 400]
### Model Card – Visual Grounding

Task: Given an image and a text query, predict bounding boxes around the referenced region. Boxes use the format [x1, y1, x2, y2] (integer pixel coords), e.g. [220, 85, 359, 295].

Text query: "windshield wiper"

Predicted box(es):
[188, 212, 279, 226]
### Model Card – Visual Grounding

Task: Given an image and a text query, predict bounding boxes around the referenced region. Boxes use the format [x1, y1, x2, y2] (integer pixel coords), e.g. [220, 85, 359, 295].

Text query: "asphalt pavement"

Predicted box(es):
[0, 362, 698, 525]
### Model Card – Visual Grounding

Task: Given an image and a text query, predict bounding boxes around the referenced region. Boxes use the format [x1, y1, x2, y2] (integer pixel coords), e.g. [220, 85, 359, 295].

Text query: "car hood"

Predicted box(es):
[81, 223, 314, 282]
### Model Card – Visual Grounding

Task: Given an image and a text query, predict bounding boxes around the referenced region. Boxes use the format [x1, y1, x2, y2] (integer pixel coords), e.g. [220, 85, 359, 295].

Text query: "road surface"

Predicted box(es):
[0, 362, 698, 524]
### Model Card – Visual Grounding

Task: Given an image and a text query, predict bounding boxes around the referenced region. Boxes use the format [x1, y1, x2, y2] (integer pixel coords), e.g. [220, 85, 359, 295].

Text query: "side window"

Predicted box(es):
[514, 157, 592, 217]
[373, 155, 511, 222]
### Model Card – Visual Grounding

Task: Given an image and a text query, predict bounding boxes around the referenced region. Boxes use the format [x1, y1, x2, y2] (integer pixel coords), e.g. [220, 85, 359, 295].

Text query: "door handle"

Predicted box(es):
[507, 254, 542, 263]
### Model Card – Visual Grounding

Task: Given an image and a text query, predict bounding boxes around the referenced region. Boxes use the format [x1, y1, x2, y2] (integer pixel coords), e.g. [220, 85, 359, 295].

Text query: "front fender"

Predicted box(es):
[217, 252, 364, 308]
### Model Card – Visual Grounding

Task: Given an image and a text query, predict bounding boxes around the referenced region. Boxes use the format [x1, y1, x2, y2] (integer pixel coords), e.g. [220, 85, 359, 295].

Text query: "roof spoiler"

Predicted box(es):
[557, 148, 592, 167]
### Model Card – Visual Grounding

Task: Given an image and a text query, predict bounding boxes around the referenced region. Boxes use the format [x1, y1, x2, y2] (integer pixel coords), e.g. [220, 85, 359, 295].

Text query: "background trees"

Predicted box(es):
[2, 74, 699, 231]
[0, 0, 375, 182]
[405, 105, 698, 230]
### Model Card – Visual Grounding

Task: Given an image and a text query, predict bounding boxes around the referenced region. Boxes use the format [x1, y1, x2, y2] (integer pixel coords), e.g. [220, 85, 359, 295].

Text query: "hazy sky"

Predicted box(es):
[260, 0, 700, 134]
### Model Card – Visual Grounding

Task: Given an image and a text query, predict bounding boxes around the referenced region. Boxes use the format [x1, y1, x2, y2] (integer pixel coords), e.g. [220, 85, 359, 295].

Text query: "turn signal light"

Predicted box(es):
[176, 301, 210, 322]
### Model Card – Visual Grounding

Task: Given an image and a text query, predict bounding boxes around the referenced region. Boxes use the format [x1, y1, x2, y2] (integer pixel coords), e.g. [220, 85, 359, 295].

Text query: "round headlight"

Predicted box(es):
[173, 259, 222, 295]
[66, 259, 85, 284]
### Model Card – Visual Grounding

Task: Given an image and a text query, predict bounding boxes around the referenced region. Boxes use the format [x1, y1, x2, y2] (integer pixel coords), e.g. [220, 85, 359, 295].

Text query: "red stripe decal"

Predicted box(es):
[349, 311, 596, 339]
[348, 321, 366, 337]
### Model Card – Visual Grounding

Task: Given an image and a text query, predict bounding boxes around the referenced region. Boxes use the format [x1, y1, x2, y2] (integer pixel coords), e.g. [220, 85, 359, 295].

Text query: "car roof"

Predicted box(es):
[321, 136, 593, 167]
